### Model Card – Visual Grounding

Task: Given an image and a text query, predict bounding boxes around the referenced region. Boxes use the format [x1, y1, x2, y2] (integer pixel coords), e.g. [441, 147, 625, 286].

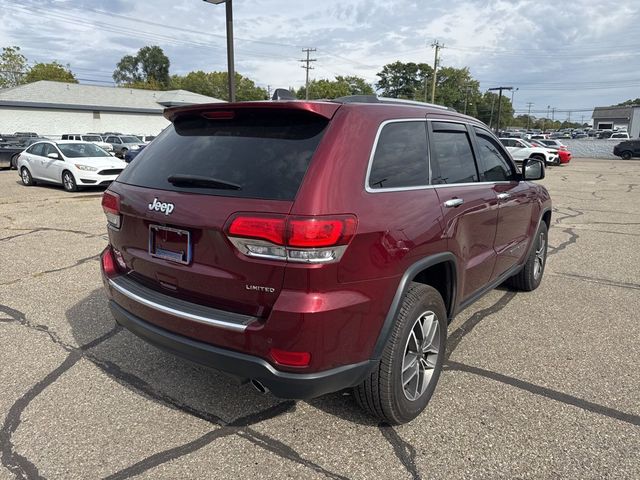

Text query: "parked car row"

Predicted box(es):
[1, 132, 158, 169]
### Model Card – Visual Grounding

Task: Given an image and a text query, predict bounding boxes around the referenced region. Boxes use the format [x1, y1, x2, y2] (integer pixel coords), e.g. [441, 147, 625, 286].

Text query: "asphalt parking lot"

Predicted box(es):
[1, 159, 639, 479]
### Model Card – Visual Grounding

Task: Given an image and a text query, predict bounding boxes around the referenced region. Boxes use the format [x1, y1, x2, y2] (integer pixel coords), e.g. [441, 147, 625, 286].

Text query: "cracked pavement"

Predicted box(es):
[1, 159, 639, 479]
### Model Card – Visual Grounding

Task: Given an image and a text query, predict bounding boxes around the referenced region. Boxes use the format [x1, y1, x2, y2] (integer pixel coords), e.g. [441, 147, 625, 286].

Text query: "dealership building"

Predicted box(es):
[591, 105, 640, 137]
[0, 80, 223, 137]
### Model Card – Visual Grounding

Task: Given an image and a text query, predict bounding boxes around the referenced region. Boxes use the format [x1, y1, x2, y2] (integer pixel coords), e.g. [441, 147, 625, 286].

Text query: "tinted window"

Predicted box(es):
[117, 110, 328, 201]
[368, 121, 429, 189]
[121, 136, 141, 143]
[474, 128, 513, 181]
[82, 135, 102, 142]
[430, 127, 478, 184]
[28, 143, 45, 156]
[41, 143, 58, 157]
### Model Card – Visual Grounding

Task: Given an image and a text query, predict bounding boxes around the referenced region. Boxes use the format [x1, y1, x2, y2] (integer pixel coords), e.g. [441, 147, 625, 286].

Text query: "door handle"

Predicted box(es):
[497, 193, 510, 200]
[443, 198, 464, 208]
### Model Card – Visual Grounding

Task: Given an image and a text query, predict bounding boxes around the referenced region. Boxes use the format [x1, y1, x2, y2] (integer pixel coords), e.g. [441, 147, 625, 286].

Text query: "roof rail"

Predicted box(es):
[332, 95, 455, 112]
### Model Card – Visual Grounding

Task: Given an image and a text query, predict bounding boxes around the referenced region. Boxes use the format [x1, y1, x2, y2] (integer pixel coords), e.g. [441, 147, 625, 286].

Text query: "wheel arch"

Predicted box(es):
[370, 253, 458, 361]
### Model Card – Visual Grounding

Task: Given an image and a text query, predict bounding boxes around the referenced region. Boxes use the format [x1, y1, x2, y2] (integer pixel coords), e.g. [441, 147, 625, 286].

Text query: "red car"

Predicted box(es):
[530, 139, 571, 164]
[101, 97, 551, 424]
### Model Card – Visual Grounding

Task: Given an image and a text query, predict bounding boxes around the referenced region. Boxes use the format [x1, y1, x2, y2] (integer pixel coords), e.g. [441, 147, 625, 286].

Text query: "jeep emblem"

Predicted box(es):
[148, 198, 175, 215]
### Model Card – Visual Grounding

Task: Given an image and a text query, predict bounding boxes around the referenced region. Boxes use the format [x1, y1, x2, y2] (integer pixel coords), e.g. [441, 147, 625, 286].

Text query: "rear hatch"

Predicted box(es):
[107, 102, 338, 316]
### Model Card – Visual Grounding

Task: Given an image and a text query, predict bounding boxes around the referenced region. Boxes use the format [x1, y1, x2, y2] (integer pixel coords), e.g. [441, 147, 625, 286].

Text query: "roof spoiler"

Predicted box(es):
[164, 101, 340, 122]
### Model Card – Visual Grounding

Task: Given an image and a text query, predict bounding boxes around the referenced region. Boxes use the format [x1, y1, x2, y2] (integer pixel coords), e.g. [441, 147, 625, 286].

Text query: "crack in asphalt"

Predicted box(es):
[0, 304, 120, 480]
[378, 424, 420, 480]
[446, 291, 517, 360]
[0, 254, 100, 286]
[0, 303, 346, 479]
[0, 227, 103, 243]
[446, 361, 640, 427]
[547, 227, 579, 257]
[549, 272, 640, 291]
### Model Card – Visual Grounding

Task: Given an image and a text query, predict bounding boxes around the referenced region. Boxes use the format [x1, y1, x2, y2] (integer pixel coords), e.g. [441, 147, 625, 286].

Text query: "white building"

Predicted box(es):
[0, 81, 224, 137]
[591, 105, 640, 137]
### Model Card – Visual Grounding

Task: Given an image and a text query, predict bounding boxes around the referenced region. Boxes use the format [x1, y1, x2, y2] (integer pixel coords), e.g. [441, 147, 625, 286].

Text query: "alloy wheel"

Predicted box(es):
[533, 231, 546, 280]
[401, 310, 440, 401]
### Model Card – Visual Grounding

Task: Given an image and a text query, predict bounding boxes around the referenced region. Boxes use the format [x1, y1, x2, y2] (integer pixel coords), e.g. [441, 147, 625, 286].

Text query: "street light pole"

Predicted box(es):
[204, 0, 235, 102]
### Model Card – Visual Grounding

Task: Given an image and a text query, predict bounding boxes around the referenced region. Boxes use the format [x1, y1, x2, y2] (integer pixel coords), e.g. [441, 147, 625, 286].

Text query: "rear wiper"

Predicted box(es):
[167, 174, 241, 190]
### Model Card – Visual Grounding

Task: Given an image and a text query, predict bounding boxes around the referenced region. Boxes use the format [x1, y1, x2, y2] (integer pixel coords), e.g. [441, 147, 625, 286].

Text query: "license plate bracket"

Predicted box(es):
[148, 225, 192, 265]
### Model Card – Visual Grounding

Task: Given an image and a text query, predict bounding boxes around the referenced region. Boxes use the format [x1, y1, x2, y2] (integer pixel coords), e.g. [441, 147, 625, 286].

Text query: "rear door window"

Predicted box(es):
[368, 121, 429, 190]
[429, 122, 478, 184]
[117, 109, 328, 201]
[27, 143, 45, 156]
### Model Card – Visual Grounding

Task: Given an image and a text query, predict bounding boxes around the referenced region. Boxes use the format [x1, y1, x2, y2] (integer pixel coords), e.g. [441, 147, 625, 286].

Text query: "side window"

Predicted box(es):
[113, 137, 122, 144]
[368, 121, 429, 189]
[473, 128, 514, 182]
[41, 144, 58, 157]
[28, 143, 45, 156]
[61, 135, 69, 140]
[430, 122, 478, 184]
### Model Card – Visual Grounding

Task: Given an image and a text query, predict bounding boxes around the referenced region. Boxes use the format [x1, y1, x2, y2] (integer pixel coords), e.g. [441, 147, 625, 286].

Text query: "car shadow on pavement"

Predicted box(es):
[66, 288, 294, 426]
[65, 288, 379, 427]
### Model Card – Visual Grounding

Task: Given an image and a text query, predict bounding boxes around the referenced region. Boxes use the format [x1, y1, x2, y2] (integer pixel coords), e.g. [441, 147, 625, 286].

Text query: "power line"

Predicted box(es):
[299, 48, 317, 100]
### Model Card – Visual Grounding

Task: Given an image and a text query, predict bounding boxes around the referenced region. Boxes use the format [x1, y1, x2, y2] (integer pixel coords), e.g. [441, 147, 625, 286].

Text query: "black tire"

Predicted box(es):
[507, 221, 548, 291]
[354, 283, 447, 424]
[62, 170, 78, 192]
[621, 151, 632, 160]
[532, 154, 548, 165]
[20, 167, 34, 186]
[10, 154, 19, 170]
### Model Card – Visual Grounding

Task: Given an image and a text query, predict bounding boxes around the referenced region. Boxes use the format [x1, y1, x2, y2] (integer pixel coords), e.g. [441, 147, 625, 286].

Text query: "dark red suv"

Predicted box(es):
[101, 96, 551, 424]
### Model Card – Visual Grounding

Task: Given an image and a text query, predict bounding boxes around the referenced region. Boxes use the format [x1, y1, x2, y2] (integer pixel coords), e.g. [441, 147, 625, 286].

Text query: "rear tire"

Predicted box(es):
[62, 170, 78, 192]
[507, 221, 548, 291]
[354, 283, 447, 424]
[621, 151, 632, 160]
[10, 154, 19, 170]
[20, 167, 34, 186]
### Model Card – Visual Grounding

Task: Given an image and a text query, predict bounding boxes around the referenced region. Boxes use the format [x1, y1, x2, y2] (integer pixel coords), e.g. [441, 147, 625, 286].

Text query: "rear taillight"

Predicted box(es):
[101, 191, 121, 229]
[226, 214, 357, 264]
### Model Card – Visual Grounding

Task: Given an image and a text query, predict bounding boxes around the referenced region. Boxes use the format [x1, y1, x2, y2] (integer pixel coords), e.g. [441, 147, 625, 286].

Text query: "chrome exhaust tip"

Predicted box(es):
[250, 379, 269, 394]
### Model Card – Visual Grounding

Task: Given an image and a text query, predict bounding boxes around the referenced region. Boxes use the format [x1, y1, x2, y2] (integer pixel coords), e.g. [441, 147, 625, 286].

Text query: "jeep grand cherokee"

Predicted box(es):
[101, 96, 551, 424]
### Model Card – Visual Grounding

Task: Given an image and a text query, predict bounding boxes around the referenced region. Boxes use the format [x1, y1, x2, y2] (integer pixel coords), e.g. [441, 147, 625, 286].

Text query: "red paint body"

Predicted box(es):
[102, 100, 551, 380]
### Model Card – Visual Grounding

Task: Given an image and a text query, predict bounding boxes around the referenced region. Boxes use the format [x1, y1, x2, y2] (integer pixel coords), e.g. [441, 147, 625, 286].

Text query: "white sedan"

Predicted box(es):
[499, 138, 560, 166]
[17, 140, 128, 192]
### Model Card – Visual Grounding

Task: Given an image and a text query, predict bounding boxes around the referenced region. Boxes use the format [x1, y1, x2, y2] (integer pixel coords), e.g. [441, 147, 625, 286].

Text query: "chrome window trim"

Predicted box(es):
[364, 118, 431, 194]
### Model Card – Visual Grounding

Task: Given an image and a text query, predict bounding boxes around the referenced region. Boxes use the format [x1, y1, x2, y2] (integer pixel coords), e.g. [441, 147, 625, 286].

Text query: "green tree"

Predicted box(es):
[433, 67, 480, 111]
[295, 76, 374, 100]
[335, 75, 374, 96]
[25, 61, 77, 83]
[475, 92, 514, 130]
[616, 98, 640, 106]
[375, 61, 433, 99]
[0, 46, 28, 88]
[170, 71, 267, 101]
[113, 45, 170, 88]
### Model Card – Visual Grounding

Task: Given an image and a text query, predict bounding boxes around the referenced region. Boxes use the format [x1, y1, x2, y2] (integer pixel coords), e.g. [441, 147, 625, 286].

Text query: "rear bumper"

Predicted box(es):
[109, 300, 375, 399]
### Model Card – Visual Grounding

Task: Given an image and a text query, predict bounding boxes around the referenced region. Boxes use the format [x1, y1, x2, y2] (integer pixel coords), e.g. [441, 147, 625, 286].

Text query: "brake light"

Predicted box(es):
[228, 216, 286, 245]
[202, 110, 235, 120]
[269, 348, 311, 367]
[101, 191, 121, 229]
[226, 214, 357, 263]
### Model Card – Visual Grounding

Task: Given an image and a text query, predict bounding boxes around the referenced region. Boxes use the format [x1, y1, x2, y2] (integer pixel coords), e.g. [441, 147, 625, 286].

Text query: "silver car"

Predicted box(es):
[103, 135, 144, 158]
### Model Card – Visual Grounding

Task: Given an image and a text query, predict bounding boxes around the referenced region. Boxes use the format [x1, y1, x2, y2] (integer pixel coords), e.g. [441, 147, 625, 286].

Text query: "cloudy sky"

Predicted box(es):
[1, 0, 639, 121]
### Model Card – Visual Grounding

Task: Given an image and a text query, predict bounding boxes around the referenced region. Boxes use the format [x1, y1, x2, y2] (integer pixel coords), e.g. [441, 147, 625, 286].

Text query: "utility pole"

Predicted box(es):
[489, 93, 496, 128]
[488, 86, 513, 134]
[430, 40, 443, 103]
[551, 107, 556, 122]
[299, 48, 317, 100]
[526, 102, 534, 130]
[267, 85, 272, 100]
[464, 84, 471, 115]
[567, 111, 572, 124]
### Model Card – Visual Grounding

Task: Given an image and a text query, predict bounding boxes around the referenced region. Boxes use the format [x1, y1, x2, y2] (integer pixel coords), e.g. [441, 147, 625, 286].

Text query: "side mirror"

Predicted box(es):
[522, 158, 545, 181]
[47, 152, 60, 160]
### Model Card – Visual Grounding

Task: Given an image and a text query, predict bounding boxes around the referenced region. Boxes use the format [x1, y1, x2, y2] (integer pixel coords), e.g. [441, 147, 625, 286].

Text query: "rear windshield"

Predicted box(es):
[116, 110, 328, 201]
